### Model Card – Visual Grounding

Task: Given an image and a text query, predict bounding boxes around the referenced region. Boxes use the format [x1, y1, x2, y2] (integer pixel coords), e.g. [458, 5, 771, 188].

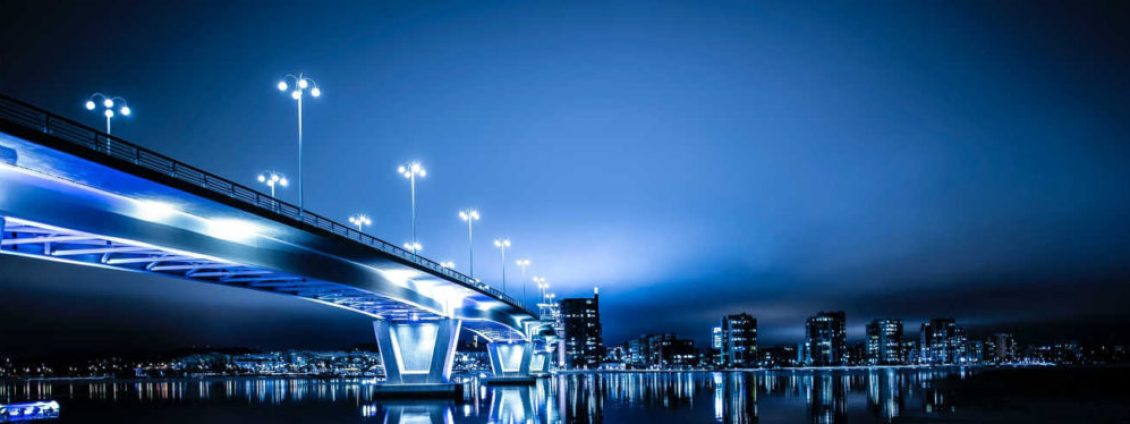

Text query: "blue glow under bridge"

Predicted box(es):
[0, 94, 555, 352]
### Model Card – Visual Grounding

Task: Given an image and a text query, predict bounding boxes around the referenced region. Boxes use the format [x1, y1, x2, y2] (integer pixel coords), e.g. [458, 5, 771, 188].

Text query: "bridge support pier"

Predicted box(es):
[530, 350, 551, 377]
[485, 341, 536, 384]
[373, 318, 462, 397]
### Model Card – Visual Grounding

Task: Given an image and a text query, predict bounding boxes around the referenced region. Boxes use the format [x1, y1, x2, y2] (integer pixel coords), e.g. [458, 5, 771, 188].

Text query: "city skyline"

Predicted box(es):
[2, 0, 1130, 356]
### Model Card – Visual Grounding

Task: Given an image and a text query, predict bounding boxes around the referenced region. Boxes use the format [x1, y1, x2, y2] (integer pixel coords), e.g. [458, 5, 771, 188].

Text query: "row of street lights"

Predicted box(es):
[84, 73, 559, 313]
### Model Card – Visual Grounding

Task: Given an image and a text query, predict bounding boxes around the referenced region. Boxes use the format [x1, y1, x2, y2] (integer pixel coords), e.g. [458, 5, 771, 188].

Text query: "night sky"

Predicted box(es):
[2, 1, 1129, 357]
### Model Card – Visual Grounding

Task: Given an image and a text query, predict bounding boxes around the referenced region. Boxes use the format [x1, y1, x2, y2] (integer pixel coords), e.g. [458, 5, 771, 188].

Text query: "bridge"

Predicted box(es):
[0, 94, 554, 393]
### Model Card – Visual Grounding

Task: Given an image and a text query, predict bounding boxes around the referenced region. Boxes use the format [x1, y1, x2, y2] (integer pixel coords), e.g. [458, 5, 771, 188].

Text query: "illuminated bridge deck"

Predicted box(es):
[0, 94, 545, 341]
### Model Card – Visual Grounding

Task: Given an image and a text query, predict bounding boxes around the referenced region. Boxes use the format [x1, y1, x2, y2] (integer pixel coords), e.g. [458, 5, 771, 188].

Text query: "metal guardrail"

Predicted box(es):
[0, 93, 533, 315]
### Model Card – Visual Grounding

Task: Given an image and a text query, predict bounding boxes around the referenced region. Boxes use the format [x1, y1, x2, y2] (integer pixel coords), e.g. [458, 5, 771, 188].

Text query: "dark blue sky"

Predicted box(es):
[2, 1, 1130, 355]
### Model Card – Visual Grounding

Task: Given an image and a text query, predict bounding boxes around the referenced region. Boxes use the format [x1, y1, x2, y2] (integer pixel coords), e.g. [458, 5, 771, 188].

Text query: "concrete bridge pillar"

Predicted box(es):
[373, 318, 461, 395]
[530, 350, 551, 376]
[486, 340, 536, 384]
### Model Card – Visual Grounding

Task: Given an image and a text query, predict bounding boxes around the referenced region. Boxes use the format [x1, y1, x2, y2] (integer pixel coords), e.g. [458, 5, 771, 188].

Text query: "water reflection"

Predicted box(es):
[0, 368, 975, 423]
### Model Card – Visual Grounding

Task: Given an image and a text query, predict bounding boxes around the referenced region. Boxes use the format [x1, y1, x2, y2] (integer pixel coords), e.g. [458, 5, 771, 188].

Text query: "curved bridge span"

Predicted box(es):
[0, 94, 553, 388]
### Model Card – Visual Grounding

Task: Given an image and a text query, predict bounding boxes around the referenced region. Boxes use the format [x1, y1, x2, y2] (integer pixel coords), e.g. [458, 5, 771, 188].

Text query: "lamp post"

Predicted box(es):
[276, 73, 321, 214]
[84, 93, 131, 135]
[493, 238, 511, 292]
[348, 214, 372, 233]
[459, 209, 480, 279]
[533, 276, 547, 312]
[516, 258, 531, 307]
[398, 162, 427, 248]
[403, 241, 423, 255]
[256, 171, 289, 198]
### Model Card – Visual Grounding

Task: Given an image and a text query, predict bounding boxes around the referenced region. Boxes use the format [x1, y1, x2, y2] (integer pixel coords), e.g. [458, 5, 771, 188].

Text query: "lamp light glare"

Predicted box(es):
[120, 106, 131, 116]
[310, 87, 321, 97]
[85, 100, 96, 110]
[103, 98, 114, 108]
[277, 81, 288, 91]
[104, 109, 114, 118]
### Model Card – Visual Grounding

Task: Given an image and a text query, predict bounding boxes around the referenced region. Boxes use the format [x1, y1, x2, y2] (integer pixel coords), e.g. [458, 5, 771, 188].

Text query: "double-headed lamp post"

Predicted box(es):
[256, 171, 289, 198]
[348, 214, 372, 233]
[398, 162, 427, 248]
[84, 93, 131, 135]
[516, 258, 531, 306]
[276, 73, 321, 214]
[458, 209, 480, 279]
[493, 238, 511, 293]
[533, 276, 547, 312]
[403, 241, 423, 255]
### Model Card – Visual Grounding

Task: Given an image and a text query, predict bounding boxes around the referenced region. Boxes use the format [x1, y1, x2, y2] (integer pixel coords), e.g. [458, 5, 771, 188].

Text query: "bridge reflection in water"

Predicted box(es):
[0, 369, 977, 423]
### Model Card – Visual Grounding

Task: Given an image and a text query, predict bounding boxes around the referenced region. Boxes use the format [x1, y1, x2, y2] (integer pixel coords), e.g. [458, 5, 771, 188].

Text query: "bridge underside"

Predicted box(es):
[1, 216, 441, 321]
[0, 114, 538, 343]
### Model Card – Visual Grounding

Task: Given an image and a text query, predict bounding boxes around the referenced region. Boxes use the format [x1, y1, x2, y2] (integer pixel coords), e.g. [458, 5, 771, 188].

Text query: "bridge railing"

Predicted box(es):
[0, 94, 533, 315]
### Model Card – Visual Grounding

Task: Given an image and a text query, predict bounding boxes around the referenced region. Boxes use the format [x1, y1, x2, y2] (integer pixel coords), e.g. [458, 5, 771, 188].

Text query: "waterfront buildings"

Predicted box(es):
[559, 288, 605, 369]
[721, 313, 758, 368]
[919, 318, 968, 365]
[804, 311, 847, 366]
[986, 332, 1018, 363]
[623, 333, 698, 368]
[866, 319, 903, 365]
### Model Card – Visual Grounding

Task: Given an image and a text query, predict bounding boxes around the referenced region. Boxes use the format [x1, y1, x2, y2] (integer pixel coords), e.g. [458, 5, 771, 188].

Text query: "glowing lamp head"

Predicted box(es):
[104, 109, 114, 118]
[103, 98, 114, 108]
[85, 100, 96, 110]
[277, 81, 288, 91]
[494, 238, 511, 248]
[278, 177, 288, 187]
[298, 78, 309, 89]
[257, 174, 267, 183]
[310, 87, 321, 97]
[291, 90, 302, 100]
[120, 106, 131, 116]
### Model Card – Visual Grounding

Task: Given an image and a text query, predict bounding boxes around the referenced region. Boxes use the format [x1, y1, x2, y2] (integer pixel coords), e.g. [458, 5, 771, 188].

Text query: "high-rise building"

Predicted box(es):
[721, 313, 757, 368]
[805, 311, 847, 366]
[866, 319, 903, 365]
[712, 326, 723, 349]
[559, 288, 604, 369]
[986, 333, 1018, 363]
[919, 318, 964, 365]
[623, 333, 699, 369]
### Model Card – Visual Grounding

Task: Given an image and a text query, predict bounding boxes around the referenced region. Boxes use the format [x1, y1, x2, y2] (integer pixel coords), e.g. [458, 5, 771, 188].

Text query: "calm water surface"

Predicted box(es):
[2, 367, 1128, 423]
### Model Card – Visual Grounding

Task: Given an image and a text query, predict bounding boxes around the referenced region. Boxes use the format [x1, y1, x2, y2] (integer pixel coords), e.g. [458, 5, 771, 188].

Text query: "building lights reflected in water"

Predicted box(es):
[0, 368, 1107, 423]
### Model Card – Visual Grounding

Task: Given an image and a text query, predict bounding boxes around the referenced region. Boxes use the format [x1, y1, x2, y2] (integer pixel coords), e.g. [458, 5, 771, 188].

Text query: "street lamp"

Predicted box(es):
[348, 214, 372, 233]
[398, 162, 427, 247]
[493, 238, 511, 293]
[516, 259, 531, 276]
[533, 276, 548, 312]
[440, 261, 456, 269]
[516, 258, 532, 306]
[533, 276, 548, 299]
[459, 209, 480, 278]
[403, 241, 423, 254]
[256, 171, 289, 198]
[277, 73, 321, 214]
[84, 93, 131, 135]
